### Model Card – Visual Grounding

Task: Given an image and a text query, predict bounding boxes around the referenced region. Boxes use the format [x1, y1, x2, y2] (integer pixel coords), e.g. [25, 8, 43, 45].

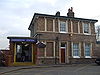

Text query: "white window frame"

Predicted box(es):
[59, 21, 68, 33]
[84, 43, 92, 58]
[83, 22, 91, 35]
[72, 42, 80, 58]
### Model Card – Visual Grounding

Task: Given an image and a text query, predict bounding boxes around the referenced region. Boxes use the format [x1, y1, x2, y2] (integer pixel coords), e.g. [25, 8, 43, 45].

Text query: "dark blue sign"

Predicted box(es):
[11, 39, 37, 43]
[37, 42, 46, 48]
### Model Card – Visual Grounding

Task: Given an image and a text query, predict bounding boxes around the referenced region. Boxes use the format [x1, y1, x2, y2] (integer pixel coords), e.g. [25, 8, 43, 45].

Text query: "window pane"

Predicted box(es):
[85, 43, 91, 56]
[60, 21, 66, 32]
[84, 23, 89, 33]
[73, 43, 79, 56]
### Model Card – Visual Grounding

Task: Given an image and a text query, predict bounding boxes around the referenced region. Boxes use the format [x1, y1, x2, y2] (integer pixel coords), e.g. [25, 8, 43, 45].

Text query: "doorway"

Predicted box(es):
[16, 42, 32, 62]
[61, 48, 65, 63]
[60, 43, 66, 63]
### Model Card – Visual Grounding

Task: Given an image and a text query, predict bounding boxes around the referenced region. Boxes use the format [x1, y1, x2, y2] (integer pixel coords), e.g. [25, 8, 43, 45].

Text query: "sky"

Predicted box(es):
[0, 0, 100, 49]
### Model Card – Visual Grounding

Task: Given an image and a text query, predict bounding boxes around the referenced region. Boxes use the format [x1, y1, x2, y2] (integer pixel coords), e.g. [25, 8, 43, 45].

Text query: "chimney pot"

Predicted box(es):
[67, 7, 74, 17]
[55, 11, 60, 16]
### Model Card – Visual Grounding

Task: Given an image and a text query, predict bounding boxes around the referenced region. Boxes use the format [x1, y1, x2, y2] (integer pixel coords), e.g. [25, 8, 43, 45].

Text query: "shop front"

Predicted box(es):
[7, 37, 37, 66]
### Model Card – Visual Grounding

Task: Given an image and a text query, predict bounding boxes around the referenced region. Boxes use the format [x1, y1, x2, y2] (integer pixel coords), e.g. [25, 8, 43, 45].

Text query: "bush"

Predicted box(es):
[0, 51, 5, 66]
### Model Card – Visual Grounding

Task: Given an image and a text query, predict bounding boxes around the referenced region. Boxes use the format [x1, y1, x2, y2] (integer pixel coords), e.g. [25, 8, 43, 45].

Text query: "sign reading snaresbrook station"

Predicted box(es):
[10, 39, 37, 43]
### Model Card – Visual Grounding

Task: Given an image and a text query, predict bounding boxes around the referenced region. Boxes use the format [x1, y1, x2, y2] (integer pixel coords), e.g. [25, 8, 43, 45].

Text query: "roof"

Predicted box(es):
[28, 13, 98, 30]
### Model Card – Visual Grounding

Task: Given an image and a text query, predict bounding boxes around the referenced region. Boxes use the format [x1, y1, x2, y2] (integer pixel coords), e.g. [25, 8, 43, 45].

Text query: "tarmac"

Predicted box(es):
[0, 64, 95, 75]
[0, 64, 74, 74]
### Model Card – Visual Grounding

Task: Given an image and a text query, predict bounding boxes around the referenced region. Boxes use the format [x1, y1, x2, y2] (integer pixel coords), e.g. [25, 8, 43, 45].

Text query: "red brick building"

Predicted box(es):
[28, 7, 98, 64]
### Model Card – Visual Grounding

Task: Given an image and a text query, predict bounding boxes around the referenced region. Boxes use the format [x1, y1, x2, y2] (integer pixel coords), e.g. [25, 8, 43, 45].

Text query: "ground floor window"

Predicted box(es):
[72, 43, 80, 58]
[84, 43, 91, 58]
[16, 42, 32, 62]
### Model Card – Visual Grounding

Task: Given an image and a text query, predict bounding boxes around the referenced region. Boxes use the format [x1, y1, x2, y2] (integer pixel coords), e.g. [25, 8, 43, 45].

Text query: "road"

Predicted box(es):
[1, 64, 100, 75]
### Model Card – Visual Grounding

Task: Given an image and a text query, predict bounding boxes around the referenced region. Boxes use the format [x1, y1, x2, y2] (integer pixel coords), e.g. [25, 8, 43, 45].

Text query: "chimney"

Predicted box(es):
[67, 7, 74, 17]
[55, 11, 60, 16]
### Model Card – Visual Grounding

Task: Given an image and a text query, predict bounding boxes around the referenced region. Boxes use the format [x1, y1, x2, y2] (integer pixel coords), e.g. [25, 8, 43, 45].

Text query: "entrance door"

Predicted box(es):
[61, 48, 65, 63]
[60, 43, 66, 63]
[16, 43, 32, 62]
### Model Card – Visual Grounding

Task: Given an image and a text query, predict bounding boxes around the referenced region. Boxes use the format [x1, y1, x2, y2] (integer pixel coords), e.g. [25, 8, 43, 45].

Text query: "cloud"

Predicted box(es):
[70, 0, 100, 18]
[0, 0, 99, 49]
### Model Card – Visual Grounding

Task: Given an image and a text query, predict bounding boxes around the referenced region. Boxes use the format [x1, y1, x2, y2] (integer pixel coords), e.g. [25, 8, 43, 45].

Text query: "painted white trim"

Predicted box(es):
[66, 20, 68, 33]
[38, 57, 55, 58]
[61, 47, 66, 49]
[59, 41, 61, 63]
[73, 56, 80, 58]
[72, 42, 80, 58]
[59, 21, 67, 33]
[78, 21, 80, 33]
[84, 43, 92, 58]
[83, 43, 85, 57]
[79, 42, 81, 57]
[89, 22, 91, 34]
[71, 42, 73, 57]
[44, 18, 47, 31]
[85, 56, 91, 58]
[71, 21, 73, 33]
[44, 41, 46, 57]
[82, 22, 84, 34]
[90, 43, 92, 56]
[58, 19, 60, 33]
[53, 19, 55, 32]
[66, 41, 69, 63]
[54, 41, 56, 57]
[67, 41, 69, 57]
[38, 56, 59, 58]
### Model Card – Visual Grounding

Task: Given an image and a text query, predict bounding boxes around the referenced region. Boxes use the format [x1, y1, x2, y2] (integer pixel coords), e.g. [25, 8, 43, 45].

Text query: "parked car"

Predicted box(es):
[95, 58, 100, 65]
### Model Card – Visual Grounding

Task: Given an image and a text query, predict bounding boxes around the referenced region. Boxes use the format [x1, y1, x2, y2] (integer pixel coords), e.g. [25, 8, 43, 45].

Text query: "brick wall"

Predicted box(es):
[32, 16, 96, 64]
[95, 44, 100, 58]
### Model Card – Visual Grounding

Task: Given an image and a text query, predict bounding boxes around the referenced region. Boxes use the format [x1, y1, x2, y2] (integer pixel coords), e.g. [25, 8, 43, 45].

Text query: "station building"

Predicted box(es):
[28, 7, 98, 64]
[7, 7, 98, 66]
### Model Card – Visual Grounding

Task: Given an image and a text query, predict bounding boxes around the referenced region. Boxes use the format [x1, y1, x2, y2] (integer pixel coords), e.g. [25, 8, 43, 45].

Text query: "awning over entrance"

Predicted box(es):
[7, 37, 37, 66]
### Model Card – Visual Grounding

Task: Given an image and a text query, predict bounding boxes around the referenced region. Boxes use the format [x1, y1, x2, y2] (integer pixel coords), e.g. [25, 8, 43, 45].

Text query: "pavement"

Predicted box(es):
[0, 64, 95, 75]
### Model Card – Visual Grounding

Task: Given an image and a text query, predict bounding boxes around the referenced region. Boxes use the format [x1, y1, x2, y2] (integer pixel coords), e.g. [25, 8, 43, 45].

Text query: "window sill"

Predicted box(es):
[60, 32, 67, 33]
[83, 33, 91, 35]
[73, 56, 80, 58]
[85, 56, 91, 58]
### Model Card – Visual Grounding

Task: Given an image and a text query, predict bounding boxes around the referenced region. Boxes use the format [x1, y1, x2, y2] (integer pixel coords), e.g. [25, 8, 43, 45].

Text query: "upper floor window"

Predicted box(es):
[72, 43, 80, 58]
[60, 21, 67, 33]
[83, 23, 90, 34]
